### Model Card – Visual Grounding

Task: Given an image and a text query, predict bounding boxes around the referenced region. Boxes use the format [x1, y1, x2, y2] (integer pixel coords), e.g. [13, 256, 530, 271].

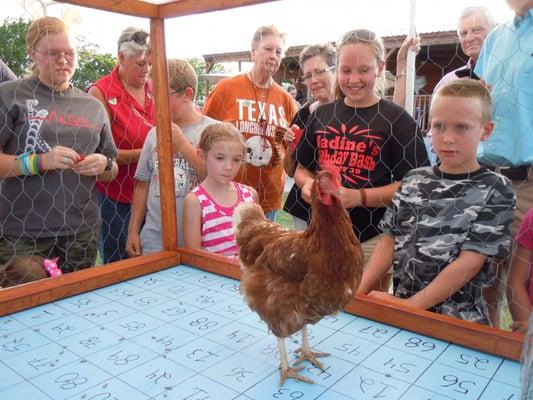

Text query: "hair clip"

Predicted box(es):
[43, 257, 62, 277]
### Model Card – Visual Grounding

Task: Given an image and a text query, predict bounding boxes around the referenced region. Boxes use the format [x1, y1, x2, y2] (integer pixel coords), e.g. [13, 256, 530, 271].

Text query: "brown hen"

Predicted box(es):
[233, 167, 364, 385]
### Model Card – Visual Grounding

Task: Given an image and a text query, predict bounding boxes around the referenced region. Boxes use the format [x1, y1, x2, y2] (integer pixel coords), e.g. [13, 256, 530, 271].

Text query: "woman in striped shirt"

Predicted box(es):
[183, 123, 257, 257]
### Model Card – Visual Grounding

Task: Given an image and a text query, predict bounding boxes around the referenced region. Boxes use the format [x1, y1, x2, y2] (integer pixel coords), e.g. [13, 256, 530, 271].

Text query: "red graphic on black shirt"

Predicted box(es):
[316, 123, 382, 184]
[31, 110, 99, 129]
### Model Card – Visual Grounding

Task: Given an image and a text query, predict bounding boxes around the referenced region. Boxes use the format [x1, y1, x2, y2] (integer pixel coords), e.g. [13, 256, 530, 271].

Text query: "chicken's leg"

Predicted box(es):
[277, 336, 314, 386]
[293, 325, 329, 370]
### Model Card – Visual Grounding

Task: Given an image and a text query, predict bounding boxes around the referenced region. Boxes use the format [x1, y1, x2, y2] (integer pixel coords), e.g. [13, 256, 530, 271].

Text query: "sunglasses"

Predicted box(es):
[130, 31, 149, 46]
[120, 30, 150, 48]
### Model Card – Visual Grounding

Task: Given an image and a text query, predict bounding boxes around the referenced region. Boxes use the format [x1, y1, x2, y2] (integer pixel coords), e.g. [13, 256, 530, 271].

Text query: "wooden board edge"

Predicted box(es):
[0, 249, 524, 361]
[158, 0, 277, 19]
[179, 247, 242, 280]
[57, 0, 158, 18]
[346, 295, 524, 361]
[0, 251, 180, 316]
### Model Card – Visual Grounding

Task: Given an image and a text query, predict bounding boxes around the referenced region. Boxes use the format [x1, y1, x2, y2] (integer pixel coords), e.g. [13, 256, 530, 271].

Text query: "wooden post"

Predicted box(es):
[150, 18, 178, 251]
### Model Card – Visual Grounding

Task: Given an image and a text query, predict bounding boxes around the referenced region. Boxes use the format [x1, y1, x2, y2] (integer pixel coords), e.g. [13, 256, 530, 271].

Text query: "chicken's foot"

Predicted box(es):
[293, 325, 329, 370]
[277, 337, 314, 385]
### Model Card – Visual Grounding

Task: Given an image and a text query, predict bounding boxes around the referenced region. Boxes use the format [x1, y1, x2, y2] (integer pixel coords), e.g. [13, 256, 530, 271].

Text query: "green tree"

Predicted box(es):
[186, 56, 225, 105]
[0, 17, 116, 89]
[73, 44, 116, 90]
[0, 18, 30, 77]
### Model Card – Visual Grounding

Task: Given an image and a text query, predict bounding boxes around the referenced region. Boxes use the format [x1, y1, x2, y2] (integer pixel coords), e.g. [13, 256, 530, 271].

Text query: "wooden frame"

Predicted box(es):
[0, 250, 523, 361]
[0, 0, 522, 365]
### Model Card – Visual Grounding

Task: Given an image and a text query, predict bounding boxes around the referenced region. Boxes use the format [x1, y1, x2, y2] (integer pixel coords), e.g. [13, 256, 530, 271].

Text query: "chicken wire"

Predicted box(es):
[0, 5, 528, 345]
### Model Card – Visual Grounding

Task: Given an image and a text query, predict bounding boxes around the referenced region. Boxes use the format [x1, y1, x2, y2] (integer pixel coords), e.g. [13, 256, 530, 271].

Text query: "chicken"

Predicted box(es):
[233, 166, 364, 385]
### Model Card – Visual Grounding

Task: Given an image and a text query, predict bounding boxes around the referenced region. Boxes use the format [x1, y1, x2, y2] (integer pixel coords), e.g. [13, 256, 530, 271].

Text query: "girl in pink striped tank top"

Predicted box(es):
[183, 123, 257, 257]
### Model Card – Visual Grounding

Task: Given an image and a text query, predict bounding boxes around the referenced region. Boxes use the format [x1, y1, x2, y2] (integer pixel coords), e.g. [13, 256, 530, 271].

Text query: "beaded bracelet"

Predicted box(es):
[29, 154, 39, 175]
[16, 153, 44, 176]
[18, 153, 29, 175]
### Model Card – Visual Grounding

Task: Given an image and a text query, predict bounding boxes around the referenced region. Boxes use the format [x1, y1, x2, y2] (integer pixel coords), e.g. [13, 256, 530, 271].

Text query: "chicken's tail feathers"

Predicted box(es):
[233, 202, 265, 233]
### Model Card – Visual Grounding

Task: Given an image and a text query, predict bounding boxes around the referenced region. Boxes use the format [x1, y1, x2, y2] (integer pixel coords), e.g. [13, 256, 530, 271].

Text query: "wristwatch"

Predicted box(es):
[104, 156, 113, 171]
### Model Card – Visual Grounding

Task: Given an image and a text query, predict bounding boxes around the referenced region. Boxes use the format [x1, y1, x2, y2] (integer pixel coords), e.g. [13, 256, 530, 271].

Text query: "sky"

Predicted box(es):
[1, 0, 515, 61]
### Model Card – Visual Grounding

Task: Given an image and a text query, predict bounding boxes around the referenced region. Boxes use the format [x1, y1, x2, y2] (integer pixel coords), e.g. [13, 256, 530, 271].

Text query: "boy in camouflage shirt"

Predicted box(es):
[359, 79, 515, 325]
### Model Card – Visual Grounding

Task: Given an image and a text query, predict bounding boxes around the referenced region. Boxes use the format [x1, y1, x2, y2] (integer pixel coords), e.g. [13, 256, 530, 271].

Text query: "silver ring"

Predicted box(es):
[63, 156, 69, 165]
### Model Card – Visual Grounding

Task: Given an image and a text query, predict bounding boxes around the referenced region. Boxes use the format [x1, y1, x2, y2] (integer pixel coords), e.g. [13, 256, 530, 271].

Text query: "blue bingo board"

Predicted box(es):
[0, 264, 521, 400]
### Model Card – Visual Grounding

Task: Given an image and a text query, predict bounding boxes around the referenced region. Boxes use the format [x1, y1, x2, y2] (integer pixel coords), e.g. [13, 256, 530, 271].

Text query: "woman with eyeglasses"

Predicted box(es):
[282, 43, 337, 230]
[0, 16, 118, 275]
[88, 26, 155, 264]
[203, 25, 297, 222]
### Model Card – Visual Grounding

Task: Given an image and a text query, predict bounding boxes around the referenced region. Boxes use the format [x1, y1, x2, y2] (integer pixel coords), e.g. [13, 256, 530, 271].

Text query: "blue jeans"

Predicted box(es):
[98, 192, 131, 263]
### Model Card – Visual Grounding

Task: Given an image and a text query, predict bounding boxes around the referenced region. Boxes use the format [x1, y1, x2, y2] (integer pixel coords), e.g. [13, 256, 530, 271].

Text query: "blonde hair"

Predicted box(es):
[334, 29, 385, 99]
[168, 58, 198, 100]
[251, 25, 286, 48]
[26, 16, 71, 79]
[198, 123, 245, 153]
[431, 79, 492, 123]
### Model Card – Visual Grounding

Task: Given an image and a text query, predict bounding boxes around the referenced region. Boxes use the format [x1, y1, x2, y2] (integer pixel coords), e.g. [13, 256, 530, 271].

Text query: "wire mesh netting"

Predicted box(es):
[0, 3, 531, 346]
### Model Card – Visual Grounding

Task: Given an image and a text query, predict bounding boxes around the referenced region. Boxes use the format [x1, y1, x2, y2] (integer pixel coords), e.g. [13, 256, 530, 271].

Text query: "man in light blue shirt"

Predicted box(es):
[474, 0, 533, 328]
[476, 3, 532, 166]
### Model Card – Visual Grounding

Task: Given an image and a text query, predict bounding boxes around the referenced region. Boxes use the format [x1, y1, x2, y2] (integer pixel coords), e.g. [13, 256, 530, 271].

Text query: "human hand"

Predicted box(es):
[301, 178, 314, 204]
[126, 233, 142, 258]
[41, 146, 80, 171]
[70, 153, 107, 176]
[356, 285, 368, 295]
[283, 125, 296, 143]
[340, 187, 362, 209]
[396, 36, 420, 70]
[289, 125, 304, 151]
[368, 291, 412, 307]
[511, 320, 529, 334]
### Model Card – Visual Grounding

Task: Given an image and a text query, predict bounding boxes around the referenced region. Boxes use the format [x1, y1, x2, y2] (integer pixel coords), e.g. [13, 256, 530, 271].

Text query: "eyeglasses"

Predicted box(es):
[300, 66, 336, 84]
[34, 48, 76, 61]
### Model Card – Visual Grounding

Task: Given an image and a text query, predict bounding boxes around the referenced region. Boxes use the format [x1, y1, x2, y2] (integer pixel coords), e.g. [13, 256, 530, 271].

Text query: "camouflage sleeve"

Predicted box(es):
[378, 181, 404, 236]
[462, 175, 515, 258]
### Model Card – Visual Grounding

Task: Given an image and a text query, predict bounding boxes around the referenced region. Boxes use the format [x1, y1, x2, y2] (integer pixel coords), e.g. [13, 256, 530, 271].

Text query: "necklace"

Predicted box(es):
[247, 72, 272, 134]
[247, 72, 284, 167]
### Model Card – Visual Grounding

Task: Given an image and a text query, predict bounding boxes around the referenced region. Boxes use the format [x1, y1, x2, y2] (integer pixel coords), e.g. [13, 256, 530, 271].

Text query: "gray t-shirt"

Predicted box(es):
[0, 78, 117, 238]
[135, 116, 215, 252]
[0, 59, 16, 84]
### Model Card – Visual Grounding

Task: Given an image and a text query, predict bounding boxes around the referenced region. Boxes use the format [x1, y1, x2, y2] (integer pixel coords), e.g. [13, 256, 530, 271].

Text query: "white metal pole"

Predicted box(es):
[405, 0, 416, 117]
